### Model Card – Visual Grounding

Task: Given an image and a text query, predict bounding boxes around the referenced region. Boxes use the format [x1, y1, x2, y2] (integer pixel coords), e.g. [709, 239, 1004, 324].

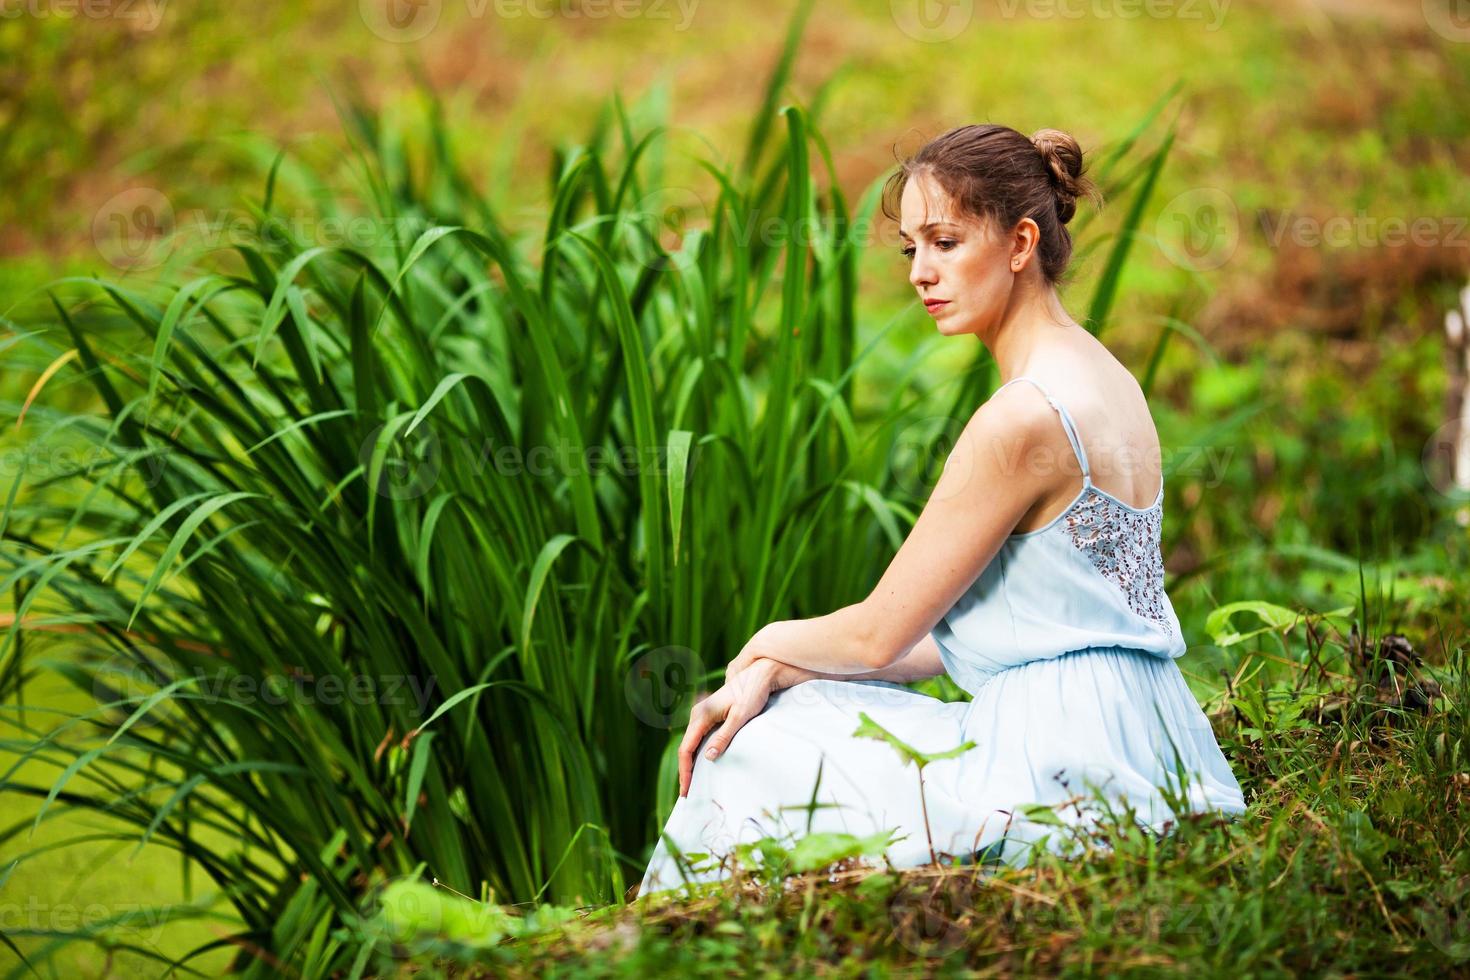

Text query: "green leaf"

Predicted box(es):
[786, 828, 901, 873]
[403, 731, 436, 832]
[409, 683, 496, 736]
[1204, 600, 1303, 647]
[521, 534, 579, 656]
[1017, 802, 1065, 827]
[125, 492, 264, 630]
[851, 711, 976, 769]
[666, 429, 694, 564]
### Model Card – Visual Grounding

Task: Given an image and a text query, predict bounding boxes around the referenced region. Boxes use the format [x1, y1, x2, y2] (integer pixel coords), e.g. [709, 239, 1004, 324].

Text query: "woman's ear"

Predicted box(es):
[1010, 217, 1041, 272]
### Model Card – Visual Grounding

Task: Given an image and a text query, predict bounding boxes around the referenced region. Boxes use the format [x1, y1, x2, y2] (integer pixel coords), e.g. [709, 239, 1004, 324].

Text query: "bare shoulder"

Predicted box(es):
[942, 383, 1074, 495]
[970, 379, 1067, 440]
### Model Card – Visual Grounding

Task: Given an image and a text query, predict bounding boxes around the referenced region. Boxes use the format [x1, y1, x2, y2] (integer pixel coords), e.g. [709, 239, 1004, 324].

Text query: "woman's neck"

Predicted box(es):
[987, 281, 1084, 382]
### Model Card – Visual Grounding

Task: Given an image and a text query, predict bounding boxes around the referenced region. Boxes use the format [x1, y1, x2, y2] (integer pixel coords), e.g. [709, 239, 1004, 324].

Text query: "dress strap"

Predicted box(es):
[992, 376, 1092, 482]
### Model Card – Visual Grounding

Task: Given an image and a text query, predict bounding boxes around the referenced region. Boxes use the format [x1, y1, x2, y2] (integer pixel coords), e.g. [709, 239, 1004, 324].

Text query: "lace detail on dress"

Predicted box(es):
[1062, 488, 1174, 637]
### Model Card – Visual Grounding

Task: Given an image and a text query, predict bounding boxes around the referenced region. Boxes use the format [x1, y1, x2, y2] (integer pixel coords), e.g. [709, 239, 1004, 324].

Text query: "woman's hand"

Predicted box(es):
[678, 657, 783, 798]
[725, 622, 785, 684]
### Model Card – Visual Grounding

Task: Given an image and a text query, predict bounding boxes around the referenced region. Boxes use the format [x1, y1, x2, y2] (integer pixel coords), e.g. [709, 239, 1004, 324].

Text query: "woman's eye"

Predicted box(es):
[937, 239, 956, 250]
[900, 246, 914, 259]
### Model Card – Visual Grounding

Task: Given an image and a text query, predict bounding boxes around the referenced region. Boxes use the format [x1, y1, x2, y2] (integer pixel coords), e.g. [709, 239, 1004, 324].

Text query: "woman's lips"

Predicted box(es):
[924, 299, 949, 313]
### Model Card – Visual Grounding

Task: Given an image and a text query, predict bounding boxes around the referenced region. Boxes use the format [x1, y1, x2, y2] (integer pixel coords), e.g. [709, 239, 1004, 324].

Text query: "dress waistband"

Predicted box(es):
[962, 643, 1175, 695]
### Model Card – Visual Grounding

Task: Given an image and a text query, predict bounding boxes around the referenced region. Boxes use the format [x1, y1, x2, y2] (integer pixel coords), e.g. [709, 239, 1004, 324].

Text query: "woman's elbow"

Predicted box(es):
[849, 602, 906, 671]
[860, 633, 906, 671]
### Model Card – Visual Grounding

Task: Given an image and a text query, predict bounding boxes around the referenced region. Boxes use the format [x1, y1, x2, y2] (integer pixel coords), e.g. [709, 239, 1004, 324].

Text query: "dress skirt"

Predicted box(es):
[638, 644, 1247, 897]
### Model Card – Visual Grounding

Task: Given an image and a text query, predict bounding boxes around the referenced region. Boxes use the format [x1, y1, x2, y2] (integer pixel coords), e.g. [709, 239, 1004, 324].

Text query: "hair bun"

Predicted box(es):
[1030, 128, 1086, 225]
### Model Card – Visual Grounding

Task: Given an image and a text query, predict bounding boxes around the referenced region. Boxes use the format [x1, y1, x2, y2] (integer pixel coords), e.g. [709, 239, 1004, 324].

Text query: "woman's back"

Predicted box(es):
[931, 370, 1183, 695]
[1007, 334, 1165, 533]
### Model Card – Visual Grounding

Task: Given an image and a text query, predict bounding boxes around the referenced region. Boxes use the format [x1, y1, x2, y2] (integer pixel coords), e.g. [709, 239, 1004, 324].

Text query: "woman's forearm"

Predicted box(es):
[759, 603, 891, 674]
[770, 634, 947, 689]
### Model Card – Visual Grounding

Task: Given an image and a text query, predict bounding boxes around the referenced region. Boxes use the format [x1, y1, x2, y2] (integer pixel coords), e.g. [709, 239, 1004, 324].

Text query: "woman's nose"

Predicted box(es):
[909, 252, 937, 289]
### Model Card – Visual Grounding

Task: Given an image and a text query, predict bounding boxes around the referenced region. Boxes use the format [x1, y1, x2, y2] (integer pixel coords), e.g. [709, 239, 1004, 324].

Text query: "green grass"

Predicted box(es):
[345, 597, 1470, 976]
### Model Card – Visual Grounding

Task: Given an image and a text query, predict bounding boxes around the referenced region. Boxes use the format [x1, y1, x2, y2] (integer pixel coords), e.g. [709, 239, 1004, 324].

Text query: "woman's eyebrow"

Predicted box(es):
[898, 221, 958, 238]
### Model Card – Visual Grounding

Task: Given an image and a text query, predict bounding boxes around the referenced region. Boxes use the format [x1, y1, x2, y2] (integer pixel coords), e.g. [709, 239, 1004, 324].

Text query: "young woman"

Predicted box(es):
[638, 124, 1248, 898]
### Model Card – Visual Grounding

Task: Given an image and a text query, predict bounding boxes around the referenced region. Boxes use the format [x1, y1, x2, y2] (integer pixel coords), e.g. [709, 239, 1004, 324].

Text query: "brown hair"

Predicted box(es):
[880, 124, 1103, 288]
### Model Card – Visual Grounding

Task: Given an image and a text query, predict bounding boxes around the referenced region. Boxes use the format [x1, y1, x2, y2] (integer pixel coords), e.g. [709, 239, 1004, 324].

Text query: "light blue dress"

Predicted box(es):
[639, 376, 1247, 897]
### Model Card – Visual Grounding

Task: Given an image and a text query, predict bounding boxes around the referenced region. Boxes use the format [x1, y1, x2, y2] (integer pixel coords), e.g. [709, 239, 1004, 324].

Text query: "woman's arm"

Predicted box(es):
[725, 390, 1062, 679]
[767, 633, 947, 689]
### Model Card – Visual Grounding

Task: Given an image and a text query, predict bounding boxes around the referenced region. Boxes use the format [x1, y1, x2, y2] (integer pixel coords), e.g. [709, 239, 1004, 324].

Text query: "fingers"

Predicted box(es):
[701, 705, 755, 764]
[677, 698, 719, 798]
[676, 679, 771, 797]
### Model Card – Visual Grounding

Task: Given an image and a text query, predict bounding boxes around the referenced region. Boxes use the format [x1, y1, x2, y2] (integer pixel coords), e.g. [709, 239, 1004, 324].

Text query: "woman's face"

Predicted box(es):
[899, 172, 1019, 339]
